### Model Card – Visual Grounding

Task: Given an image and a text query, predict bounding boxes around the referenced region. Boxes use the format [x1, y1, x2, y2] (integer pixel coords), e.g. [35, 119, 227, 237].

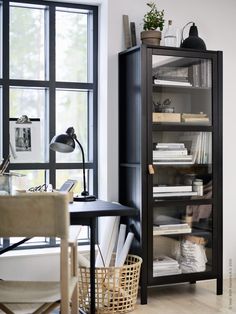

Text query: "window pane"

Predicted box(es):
[0, 86, 2, 160]
[57, 169, 94, 244]
[9, 87, 47, 163]
[0, 3, 2, 78]
[56, 169, 92, 195]
[10, 170, 47, 191]
[10, 4, 45, 80]
[56, 90, 88, 162]
[78, 227, 89, 241]
[56, 8, 88, 82]
[56, 169, 94, 196]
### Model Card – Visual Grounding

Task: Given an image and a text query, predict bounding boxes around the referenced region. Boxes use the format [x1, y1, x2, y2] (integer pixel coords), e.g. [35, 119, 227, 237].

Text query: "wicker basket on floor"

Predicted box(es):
[78, 254, 142, 313]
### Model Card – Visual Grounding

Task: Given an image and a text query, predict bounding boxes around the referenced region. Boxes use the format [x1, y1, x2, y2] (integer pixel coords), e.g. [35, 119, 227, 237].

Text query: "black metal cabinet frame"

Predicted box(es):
[119, 45, 223, 304]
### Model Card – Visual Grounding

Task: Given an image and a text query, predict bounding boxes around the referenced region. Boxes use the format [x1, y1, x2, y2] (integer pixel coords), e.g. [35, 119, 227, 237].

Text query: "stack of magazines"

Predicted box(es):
[154, 78, 192, 86]
[153, 255, 181, 277]
[153, 223, 192, 235]
[153, 143, 193, 164]
[153, 185, 198, 198]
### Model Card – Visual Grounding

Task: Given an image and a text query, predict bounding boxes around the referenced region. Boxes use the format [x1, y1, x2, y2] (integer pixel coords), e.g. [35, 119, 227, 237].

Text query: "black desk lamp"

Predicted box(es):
[49, 127, 96, 202]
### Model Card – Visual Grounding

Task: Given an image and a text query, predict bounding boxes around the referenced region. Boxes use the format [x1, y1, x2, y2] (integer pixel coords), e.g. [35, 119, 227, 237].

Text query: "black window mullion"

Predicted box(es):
[46, 4, 56, 245]
[2, 0, 10, 161]
[92, 6, 98, 197]
[8, 79, 50, 87]
[56, 82, 93, 90]
[48, 4, 56, 187]
[49, 237, 56, 246]
[3, 238, 10, 249]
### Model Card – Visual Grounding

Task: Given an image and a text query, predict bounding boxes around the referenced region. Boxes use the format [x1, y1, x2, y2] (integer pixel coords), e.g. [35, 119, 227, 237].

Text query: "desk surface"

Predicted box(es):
[69, 199, 138, 220]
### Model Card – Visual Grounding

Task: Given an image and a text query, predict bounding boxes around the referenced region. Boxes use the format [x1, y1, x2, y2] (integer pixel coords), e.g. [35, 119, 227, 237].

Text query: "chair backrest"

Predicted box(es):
[0, 193, 69, 239]
[0, 193, 78, 313]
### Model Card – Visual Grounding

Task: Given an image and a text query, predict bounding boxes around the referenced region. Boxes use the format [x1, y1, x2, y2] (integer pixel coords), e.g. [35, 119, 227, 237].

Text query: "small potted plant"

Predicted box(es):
[141, 2, 165, 45]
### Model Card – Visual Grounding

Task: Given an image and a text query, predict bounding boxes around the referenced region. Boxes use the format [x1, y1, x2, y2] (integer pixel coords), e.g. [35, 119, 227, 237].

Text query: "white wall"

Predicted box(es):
[0, 250, 60, 281]
[0, 0, 235, 280]
[103, 0, 236, 278]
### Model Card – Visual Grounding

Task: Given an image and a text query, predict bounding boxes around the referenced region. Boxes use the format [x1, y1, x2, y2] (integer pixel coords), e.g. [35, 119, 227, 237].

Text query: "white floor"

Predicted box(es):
[133, 279, 235, 314]
[0, 279, 234, 313]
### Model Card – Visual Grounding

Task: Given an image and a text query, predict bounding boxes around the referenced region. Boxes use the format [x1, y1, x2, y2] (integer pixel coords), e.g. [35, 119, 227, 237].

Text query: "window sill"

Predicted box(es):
[0, 245, 90, 258]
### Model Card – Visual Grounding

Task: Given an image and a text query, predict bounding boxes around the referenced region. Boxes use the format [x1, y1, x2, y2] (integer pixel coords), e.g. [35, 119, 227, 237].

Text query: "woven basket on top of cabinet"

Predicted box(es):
[78, 254, 142, 313]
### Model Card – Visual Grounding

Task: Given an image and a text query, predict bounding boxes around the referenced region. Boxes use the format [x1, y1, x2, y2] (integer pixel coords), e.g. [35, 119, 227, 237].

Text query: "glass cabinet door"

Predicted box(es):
[152, 55, 212, 125]
[151, 52, 214, 279]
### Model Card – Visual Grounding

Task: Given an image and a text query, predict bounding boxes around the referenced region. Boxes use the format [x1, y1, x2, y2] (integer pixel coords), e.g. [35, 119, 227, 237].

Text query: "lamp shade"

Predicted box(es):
[181, 23, 206, 50]
[49, 133, 75, 153]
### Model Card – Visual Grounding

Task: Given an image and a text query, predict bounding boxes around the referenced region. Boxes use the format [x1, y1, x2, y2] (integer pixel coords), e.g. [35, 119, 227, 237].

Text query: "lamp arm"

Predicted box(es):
[74, 138, 88, 195]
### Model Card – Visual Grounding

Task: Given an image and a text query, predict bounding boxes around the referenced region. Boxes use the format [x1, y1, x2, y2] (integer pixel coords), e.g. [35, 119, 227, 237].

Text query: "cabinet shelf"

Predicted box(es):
[153, 163, 211, 166]
[153, 228, 212, 237]
[152, 124, 213, 132]
[153, 84, 211, 93]
[150, 266, 214, 284]
[153, 198, 213, 206]
[153, 197, 212, 203]
[153, 162, 212, 167]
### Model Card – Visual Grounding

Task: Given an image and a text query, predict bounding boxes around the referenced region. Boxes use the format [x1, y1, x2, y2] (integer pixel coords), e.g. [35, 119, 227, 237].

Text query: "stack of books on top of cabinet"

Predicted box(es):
[153, 256, 182, 277]
[153, 223, 192, 235]
[153, 185, 198, 198]
[153, 143, 193, 164]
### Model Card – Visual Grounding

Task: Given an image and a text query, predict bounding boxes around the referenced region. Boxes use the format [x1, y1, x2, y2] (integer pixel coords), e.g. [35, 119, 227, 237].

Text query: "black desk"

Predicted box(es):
[69, 200, 138, 314]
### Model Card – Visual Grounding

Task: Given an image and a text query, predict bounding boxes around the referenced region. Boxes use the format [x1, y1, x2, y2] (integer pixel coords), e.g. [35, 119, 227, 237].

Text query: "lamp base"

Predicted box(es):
[73, 195, 96, 202]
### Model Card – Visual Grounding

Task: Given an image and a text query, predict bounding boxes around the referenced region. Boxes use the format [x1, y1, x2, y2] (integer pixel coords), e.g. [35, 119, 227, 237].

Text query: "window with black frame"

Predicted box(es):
[0, 0, 98, 249]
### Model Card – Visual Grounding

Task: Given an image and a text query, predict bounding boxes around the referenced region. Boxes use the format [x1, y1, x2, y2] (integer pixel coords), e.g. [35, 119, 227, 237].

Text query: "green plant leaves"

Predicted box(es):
[143, 2, 165, 31]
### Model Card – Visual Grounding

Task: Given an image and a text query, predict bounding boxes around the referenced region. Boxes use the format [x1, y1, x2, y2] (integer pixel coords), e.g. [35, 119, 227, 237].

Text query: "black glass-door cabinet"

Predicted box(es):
[118, 45, 222, 304]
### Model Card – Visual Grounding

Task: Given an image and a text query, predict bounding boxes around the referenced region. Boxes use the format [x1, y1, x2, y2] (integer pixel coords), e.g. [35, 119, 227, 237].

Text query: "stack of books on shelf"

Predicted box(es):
[190, 132, 212, 164]
[181, 113, 210, 124]
[152, 112, 181, 123]
[153, 255, 182, 277]
[154, 78, 192, 87]
[189, 60, 211, 88]
[153, 185, 198, 198]
[153, 143, 193, 164]
[153, 223, 192, 235]
[153, 66, 192, 87]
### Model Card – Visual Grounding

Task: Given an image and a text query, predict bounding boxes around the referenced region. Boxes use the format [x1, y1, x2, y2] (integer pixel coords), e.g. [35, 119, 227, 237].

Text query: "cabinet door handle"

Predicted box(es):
[148, 164, 155, 174]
